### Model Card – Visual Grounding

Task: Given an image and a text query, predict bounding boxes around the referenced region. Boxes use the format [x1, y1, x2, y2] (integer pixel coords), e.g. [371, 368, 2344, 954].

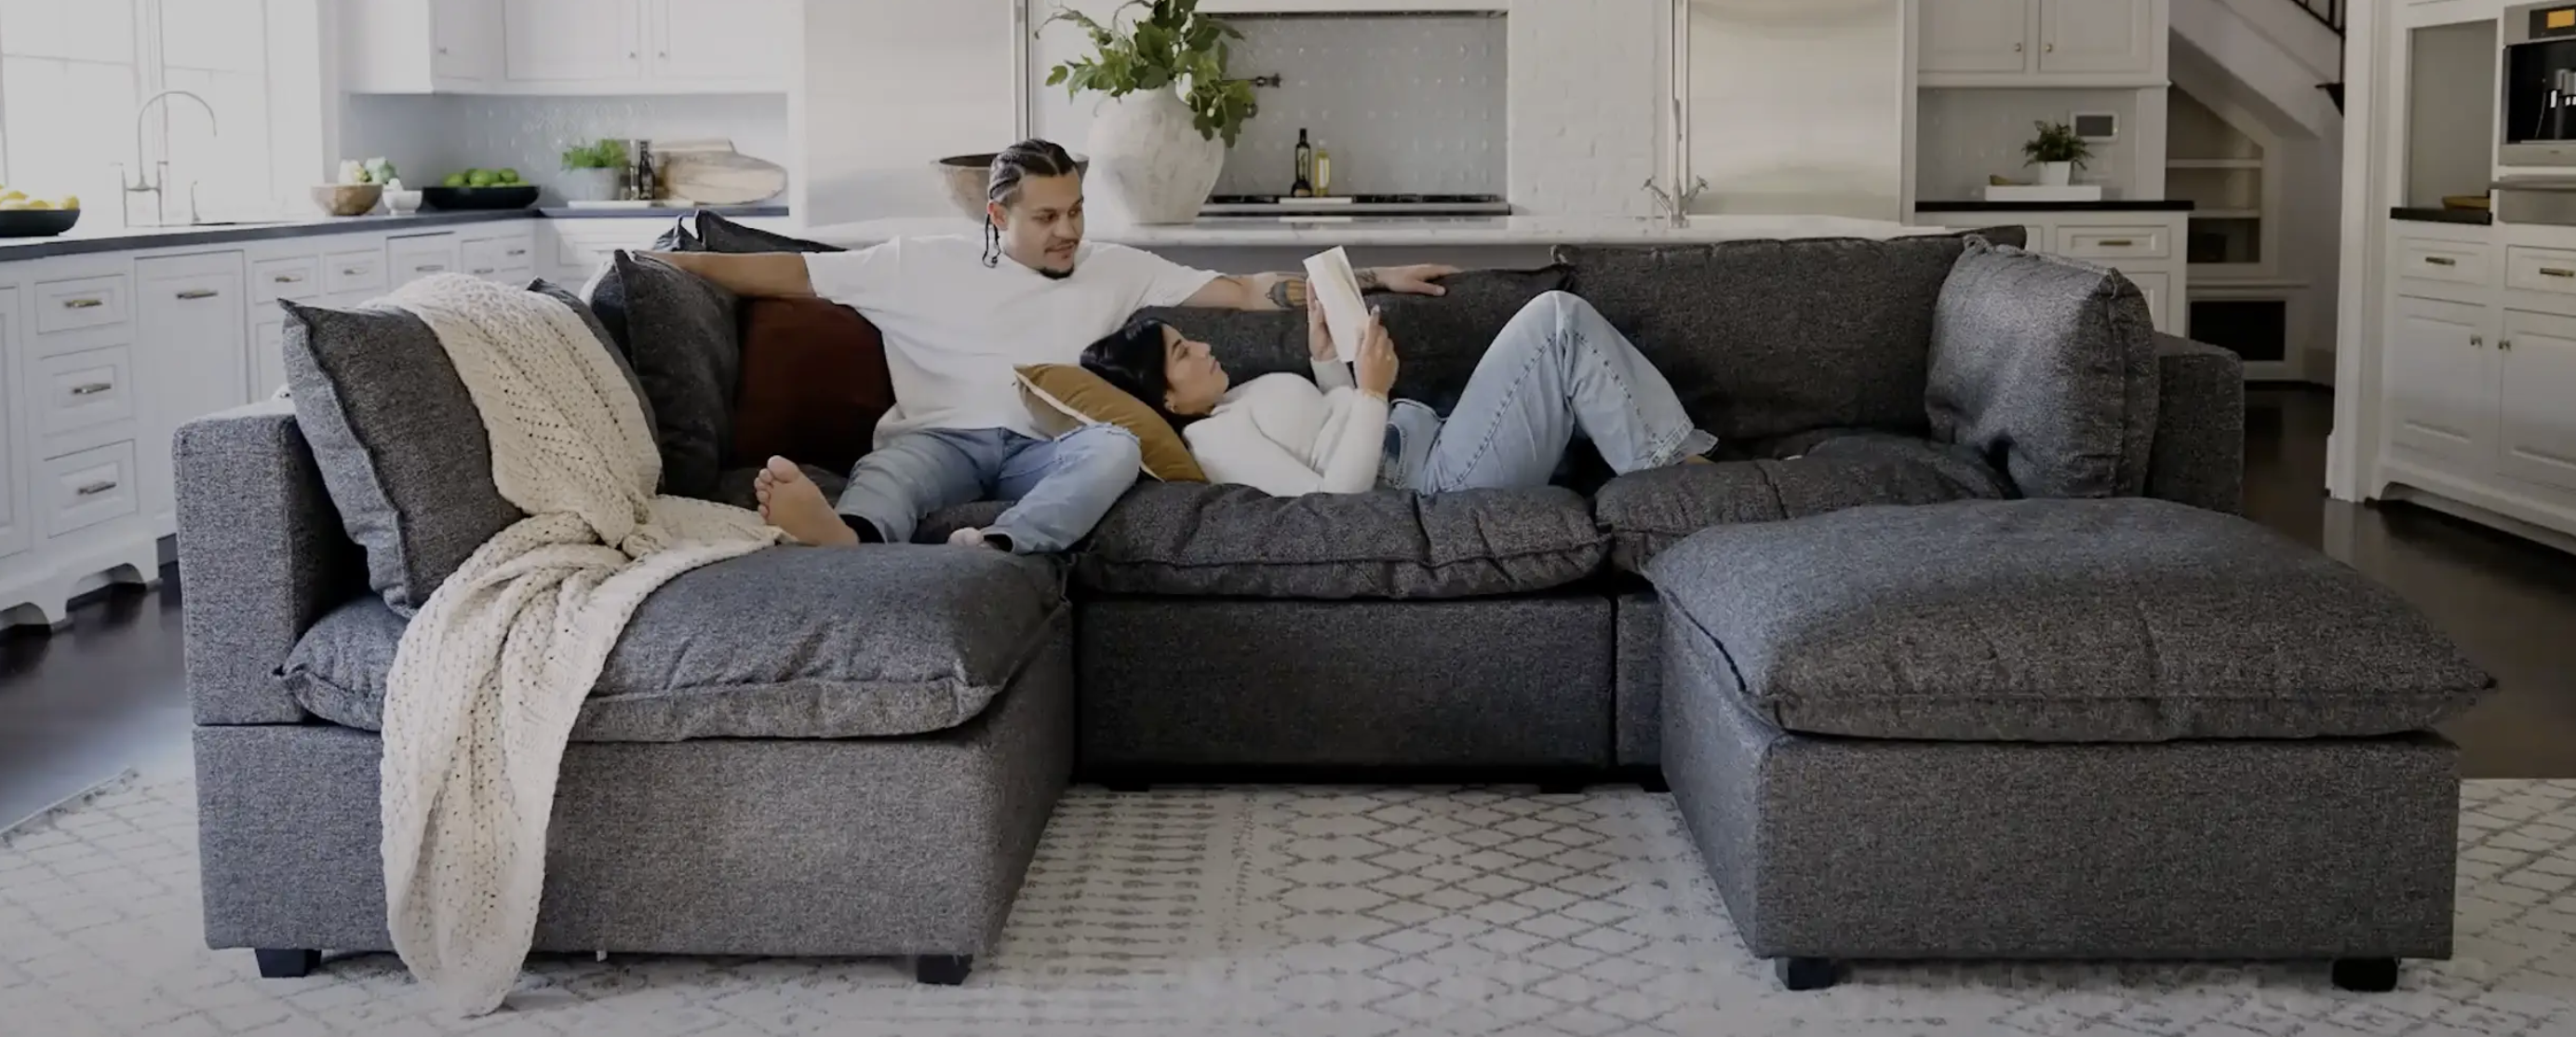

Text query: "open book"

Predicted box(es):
[1302, 246, 1372, 363]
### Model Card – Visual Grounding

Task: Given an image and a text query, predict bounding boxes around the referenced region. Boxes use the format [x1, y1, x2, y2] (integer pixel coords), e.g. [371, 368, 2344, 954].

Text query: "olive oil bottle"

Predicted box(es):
[1292, 128, 1314, 197]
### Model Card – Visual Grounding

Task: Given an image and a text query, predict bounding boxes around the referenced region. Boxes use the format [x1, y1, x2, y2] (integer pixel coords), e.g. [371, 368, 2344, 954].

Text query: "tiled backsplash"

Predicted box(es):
[342, 94, 790, 205]
[1915, 88, 2142, 200]
[1213, 13, 1506, 197]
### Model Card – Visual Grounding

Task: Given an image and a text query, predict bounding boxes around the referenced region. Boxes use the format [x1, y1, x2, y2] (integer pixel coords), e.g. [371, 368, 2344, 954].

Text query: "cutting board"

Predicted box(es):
[654, 139, 787, 206]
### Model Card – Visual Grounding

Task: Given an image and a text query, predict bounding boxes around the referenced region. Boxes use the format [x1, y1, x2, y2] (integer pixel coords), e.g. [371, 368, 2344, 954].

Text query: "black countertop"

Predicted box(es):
[2390, 207, 2494, 226]
[1915, 200, 2196, 212]
[0, 205, 788, 261]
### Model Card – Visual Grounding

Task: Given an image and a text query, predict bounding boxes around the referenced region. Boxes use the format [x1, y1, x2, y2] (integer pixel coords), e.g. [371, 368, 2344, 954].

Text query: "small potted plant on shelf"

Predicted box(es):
[2022, 120, 2091, 188]
[558, 139, 630, 202]
[1044, 0, 1256, 223]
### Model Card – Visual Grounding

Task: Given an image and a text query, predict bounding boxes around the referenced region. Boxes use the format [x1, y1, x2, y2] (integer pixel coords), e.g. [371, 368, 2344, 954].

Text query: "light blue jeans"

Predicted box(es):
[1387, 290, 1716, 492]
[835, 424, 1142, 553]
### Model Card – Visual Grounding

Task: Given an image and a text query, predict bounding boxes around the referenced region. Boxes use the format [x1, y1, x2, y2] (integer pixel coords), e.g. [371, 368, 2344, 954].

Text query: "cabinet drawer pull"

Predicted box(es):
[2096, 238, 2137, 248]
[414, 263, 446, 273]
[61, 298, 105, 310]
[506, 248, 528, 256]
[2502, 339, 2516, 351]
[2424, 256, 2459, 267]
[273, 274, 304, 284]
[176, 289, 219, 300]
[74, 479, 118, 497]
[342, 266, 369, 276]
[2014, 42, 2024, 52]
[69, 382, 114, 397]
[471, 267, 496, 275]
[2046, 42, 2055, 53]
[2542, 267, 2576, 278]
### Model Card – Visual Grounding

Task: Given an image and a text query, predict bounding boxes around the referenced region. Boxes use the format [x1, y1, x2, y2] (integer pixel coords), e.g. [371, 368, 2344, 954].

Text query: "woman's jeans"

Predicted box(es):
[1385, 291, 1715, 492]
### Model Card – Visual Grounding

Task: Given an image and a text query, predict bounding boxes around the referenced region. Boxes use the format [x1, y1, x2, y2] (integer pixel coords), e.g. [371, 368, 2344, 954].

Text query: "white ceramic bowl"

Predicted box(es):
[383, 189, 423, 215]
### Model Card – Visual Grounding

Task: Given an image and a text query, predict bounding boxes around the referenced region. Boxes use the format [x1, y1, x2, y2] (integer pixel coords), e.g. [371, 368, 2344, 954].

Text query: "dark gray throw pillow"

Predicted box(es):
[613, 251, 742, 500]
[1927, 238, 2159, 498]
[693, 211, 844, 254]
[529, 277, 660, 447]
[281, 301, 521, 614]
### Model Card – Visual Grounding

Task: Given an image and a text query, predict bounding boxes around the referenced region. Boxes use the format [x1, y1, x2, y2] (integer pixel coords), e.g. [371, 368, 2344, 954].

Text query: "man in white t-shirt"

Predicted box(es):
[655, 139, 1455, 553]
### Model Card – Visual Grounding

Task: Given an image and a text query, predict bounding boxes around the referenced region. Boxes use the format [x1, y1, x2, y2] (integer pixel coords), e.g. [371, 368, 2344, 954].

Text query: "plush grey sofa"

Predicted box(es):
[181, 225, 2267, 986]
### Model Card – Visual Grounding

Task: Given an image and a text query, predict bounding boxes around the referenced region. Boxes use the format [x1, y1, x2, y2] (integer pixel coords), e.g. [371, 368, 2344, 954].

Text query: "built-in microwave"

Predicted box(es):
[2502, 2, 2576, 165]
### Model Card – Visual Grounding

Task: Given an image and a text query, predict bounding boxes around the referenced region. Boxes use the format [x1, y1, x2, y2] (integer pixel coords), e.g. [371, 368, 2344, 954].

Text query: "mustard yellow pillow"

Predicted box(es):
[1014, 364, 1208, 482]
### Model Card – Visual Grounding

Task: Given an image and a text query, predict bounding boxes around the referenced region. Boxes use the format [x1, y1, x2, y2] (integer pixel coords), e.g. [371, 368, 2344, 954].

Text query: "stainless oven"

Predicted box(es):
[2502, 2, 2576, 166]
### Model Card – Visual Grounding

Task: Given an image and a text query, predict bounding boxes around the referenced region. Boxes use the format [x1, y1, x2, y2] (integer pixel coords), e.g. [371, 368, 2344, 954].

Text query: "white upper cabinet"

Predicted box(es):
[347, 0, 788, 94]
[1918, 0, 2163, 85]
[503, 0, 645, 83]
[1920, 0, 2036, 74]
[2037, 0, 2155, 74]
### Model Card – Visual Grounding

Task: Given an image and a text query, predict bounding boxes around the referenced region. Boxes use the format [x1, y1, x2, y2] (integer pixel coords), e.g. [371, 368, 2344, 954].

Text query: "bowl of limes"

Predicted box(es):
[0, 187, 80, 237]
[423, 168, 540, 210]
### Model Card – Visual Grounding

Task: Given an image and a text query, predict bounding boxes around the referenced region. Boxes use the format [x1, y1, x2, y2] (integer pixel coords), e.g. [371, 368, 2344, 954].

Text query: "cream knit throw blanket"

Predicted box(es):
[378, 275, 781, 1016]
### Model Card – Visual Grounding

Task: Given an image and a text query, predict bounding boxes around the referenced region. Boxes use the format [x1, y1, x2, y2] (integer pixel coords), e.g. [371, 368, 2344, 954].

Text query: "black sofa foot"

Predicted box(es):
[1637, 772, 1670, 794]
[916, 954, 973, 986]
[1774, 957, 1838, 991]
[254, 949, 320, 979]
[2332, 957, 2399, 992]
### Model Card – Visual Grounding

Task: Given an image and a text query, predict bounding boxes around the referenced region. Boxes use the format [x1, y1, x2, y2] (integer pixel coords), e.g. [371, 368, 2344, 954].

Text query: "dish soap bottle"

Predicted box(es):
[1292, 128, 1314, 197]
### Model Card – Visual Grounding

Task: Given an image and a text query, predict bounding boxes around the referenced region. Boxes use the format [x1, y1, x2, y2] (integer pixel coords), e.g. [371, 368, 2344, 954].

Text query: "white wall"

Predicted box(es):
[1506, 0, 1669, 218]
[1917, 88, 2151, 200]
[794, 0, 1021, 228]
[340, 94, 790, 204]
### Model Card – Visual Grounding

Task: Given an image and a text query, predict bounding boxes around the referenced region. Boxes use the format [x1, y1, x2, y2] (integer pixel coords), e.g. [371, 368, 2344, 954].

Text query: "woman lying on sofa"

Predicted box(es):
[1080, 290, 1716, 496]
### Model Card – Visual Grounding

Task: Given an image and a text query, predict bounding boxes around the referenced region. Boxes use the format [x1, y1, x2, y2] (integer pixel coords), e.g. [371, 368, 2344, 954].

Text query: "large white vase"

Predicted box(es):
[1086, 87, 1225, 224]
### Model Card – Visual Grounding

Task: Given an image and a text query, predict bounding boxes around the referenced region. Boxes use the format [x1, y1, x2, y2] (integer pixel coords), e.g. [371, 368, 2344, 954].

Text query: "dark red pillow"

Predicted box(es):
[730, 299, 892, 476]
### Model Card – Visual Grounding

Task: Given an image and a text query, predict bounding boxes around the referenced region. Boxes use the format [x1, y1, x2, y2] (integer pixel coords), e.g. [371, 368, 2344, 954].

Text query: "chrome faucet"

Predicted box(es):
[122, 89, 220, 227]
[1642, 176, 1710, 227]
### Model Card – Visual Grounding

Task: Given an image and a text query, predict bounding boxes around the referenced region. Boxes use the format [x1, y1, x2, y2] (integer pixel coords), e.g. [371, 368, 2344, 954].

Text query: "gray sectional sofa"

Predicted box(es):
[183, 219, 2485, 993]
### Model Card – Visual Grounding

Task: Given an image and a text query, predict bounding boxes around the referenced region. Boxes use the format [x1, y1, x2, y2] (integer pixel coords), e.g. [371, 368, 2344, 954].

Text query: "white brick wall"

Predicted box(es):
[1507, 0, 1670, 218]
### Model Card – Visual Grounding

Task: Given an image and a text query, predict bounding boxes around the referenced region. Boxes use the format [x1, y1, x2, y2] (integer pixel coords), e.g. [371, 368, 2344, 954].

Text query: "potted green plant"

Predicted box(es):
[2022, 121, 2092, 188]
[558, 139, 630, 202]
[1044, 0, 1256, 223]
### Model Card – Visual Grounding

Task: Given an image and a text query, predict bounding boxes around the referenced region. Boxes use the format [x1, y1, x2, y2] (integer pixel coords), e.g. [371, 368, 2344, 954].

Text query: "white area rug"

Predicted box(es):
[4, 777, 2575, 1037]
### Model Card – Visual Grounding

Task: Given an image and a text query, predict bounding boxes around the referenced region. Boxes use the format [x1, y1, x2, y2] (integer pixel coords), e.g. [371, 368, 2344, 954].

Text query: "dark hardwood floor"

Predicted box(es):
[0, 386, 2569, 826]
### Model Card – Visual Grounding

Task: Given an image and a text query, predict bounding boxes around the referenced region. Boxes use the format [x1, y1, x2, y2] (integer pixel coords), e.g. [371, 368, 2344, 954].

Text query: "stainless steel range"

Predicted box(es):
[1200, 194, 1511, 217]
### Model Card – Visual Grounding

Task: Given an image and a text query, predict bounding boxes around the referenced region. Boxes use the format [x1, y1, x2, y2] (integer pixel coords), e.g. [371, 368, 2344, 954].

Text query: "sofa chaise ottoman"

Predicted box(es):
[1646, 498, 2496, 991]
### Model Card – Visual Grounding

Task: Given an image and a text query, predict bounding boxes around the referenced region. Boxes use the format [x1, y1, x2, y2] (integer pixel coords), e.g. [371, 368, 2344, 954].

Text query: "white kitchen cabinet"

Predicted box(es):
[650, 0, 792, 84]
[2386, 294, 2495, 467]
[388, 234, 463, 288]
[342, 0, 502, 92]
[503, 0, 644, 83]
[0, 289, 26, 562]
[1915, 209, 2191, 334]
[135, 252, 249, 533]
[2498, 309, 2576, 494]
[1917, 0, 2163, 86]
[2037, 0, 2155, 74]
[1920, 0, 2037, 74]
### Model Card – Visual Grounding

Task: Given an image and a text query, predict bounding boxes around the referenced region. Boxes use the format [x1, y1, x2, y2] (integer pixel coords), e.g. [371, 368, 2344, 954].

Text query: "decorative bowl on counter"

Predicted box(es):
[0, 209, 79, 238]
[936, 153, 1088, 222]
[313, 184, 383, 217]
[423, 185, 542, 211]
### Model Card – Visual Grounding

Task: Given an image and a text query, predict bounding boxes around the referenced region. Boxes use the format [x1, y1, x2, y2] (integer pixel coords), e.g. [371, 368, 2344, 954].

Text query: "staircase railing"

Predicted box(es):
[2290, 0, 2346, 36]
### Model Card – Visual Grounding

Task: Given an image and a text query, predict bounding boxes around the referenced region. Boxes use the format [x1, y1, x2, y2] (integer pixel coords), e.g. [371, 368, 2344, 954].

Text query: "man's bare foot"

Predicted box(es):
[754, 456, 860, 546]
[946, 526, 1011, 552]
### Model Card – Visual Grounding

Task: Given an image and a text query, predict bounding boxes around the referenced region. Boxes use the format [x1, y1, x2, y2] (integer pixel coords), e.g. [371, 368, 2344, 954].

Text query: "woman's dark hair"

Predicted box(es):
[983, 139, 1083, 268]
[1080, 317, 1200, 428]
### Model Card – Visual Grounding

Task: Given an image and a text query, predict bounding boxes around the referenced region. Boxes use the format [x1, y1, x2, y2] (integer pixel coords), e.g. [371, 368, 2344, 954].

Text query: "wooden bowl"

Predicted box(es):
[0, 209, 80, 238]
[936, 153, 1090, 222]
[313, 184, 383, 217]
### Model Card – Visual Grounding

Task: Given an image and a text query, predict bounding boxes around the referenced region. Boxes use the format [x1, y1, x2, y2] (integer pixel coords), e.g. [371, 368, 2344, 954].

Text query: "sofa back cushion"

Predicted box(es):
[1134, 265, 1574, 413]
[1555, 236, 1968, 441]
[1927, 238, 2160, 498]
[614, 252, 743, 500]
[729, 297, 892, 476]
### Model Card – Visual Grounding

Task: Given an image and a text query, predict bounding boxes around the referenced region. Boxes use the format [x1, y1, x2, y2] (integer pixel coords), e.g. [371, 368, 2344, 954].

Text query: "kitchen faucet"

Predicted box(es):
[122, 89, 220, 227]
[1642, 176, 1709, 227]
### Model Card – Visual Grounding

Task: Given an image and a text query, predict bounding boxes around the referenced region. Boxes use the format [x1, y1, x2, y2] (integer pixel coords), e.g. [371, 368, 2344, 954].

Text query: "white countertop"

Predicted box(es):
[801, 213, 1954, 249]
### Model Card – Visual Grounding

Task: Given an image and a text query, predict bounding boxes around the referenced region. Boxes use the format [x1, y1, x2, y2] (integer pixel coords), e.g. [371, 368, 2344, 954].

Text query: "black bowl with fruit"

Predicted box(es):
[424, 168, 540, 210]
[0, 208, 79, 238]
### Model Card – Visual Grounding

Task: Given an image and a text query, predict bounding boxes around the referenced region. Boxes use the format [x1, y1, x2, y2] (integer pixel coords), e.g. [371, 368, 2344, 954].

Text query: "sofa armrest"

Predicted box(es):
[2145, 333, 2246, 514]
[177, 399, 365, 724]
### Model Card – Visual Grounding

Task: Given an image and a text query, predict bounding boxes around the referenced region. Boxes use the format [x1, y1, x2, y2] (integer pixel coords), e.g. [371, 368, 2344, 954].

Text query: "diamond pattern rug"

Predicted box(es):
[3, 775, 2574, 1036]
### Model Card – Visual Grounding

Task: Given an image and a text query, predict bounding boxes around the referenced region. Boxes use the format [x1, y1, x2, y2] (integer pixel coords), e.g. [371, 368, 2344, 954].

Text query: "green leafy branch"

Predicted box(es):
[1042, 1, 1258, 147]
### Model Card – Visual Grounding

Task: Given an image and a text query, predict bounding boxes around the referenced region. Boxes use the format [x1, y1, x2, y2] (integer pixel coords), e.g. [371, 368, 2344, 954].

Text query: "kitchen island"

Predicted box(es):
[802, 213, 1968, 273]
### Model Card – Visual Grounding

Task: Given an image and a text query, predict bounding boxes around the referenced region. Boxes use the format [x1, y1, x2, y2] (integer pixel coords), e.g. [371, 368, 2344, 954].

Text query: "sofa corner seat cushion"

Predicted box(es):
[283, 545, 1068, 741]
[731, 297, 893, 475]
[613, 251, 743, 501]
[1596, 431, 2015, 572]
[278, 300, 524, 614]
[1644, 498, 2495, 742]
[1076, 481, 1605, 599]
[1554, 236, 1966, 441]
[1928, 239, 2160, 498]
